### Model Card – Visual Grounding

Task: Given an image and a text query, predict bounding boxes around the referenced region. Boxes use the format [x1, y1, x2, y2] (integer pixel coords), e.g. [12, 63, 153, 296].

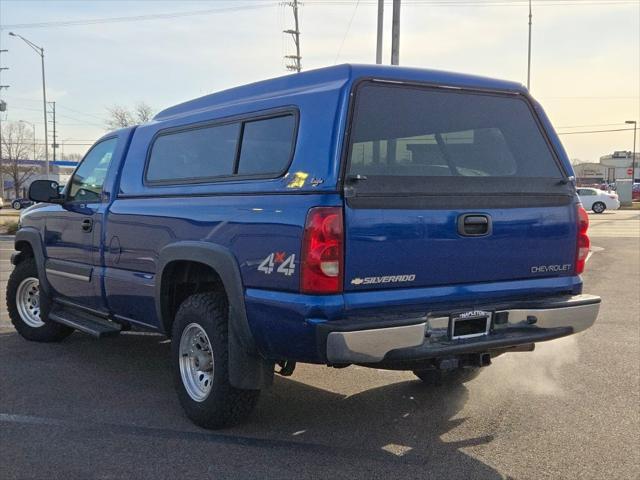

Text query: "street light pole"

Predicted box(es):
[9, 32, 49, 178]
[376, 0, 384, 64]
[626, 120, 637, 181]
[391, 0, 401, 66]
[527, 0, 532, 90]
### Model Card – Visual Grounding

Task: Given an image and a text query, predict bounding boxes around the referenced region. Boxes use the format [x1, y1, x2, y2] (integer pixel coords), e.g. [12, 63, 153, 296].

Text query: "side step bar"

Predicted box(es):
[49, 307, 122, 338]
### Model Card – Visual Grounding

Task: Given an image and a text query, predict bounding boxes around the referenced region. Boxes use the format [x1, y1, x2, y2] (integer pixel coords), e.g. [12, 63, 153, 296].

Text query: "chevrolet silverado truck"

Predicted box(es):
[7, 64, 600, 429]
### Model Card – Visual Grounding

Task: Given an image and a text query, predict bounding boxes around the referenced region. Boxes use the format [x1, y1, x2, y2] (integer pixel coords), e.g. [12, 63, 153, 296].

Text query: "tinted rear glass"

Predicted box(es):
[348, 84, 561, 180]
[237, 115, 295, 175]
[147, 123, 240, 182]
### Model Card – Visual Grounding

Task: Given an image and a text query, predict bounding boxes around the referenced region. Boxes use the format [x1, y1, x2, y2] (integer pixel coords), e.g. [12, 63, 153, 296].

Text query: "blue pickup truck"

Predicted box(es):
[8, 64, 600, 429]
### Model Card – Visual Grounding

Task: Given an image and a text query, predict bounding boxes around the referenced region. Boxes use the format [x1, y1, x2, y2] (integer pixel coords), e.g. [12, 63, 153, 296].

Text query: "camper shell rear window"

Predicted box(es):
[346, 82, 566, 195]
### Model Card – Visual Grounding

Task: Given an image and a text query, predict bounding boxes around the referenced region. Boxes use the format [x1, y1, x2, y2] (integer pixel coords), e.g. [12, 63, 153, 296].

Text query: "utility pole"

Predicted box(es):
[0, 49, 8, 200]
[283, 0, 302, 72]
[626, 120, 637, 181]
[376, 0, 384, 64]
[391, 0, 401, 65]
[373, 0, 384, 164]
[48, 101, 58, 162]
[527, 0, 532, 90]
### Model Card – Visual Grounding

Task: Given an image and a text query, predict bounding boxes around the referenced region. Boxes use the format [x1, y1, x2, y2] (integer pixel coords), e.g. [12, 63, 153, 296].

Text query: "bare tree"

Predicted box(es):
[105, 102, 154, 129]
[134, 102, 154, 123]
[105, 105, 134, 129]
[0, 122, 43, 198]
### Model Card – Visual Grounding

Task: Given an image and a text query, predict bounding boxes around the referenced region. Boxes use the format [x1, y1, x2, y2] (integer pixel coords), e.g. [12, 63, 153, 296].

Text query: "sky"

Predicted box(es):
[0, 0, 638, 162]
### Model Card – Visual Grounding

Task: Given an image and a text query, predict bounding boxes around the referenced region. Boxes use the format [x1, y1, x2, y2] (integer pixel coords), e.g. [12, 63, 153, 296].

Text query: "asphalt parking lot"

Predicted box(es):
[0, 210, 638, 479]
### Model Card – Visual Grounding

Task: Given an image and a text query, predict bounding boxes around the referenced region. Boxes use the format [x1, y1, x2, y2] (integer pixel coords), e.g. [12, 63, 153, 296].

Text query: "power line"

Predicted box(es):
[56, 104, 105, 122]
[557, 127, 636, 135]
[0, 3, 277, 30]
[307, 0, 637, 5]
[541, 96, 639, 99]
[18, 142, 94, 146]
[0, 0, 632, 33]
[308, 0, 637, 4]
[334, 0, 361, 64]
[0, 96, 107, 120]
[5, 105, 105, 128]
[556, 122, 628, 128]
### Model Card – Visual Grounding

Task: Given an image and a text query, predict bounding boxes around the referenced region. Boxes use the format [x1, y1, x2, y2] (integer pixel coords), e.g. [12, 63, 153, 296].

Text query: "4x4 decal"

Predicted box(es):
[258, 252, 296, 276]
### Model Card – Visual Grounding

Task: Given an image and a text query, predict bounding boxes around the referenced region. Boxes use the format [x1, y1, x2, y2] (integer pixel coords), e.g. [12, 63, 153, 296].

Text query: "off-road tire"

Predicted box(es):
[592, 202, 606, 214]
[171, 292, 260, 429]
[413, 367, 481, 386]
[7, 258, 74, 342]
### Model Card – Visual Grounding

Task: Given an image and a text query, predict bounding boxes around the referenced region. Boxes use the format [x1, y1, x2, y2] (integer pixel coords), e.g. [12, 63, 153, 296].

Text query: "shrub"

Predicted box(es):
[4, 221, 19, 235]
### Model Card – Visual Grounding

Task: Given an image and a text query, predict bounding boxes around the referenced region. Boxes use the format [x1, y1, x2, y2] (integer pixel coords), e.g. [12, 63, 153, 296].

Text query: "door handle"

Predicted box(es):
[458, 214, 491, 236]
[81, 218, 93, 233]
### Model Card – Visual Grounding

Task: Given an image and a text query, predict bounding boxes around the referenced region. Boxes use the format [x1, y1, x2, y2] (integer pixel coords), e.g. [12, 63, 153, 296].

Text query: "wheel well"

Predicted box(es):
[13, 241, 34, 265]
[160, 260, 226, 335]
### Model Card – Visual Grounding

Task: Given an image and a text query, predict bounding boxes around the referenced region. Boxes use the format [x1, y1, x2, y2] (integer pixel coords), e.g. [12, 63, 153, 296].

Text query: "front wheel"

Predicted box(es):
[413, 367, 481, 386]
[6, 258, 74, 342]
[12, 201, 22, 210]
[171, 292, 260, 429]
[592, 202, 606, 214]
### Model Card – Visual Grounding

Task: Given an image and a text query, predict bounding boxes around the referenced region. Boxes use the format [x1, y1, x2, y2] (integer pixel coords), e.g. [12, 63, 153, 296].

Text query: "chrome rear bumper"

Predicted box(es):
[325, 294, 600, 364]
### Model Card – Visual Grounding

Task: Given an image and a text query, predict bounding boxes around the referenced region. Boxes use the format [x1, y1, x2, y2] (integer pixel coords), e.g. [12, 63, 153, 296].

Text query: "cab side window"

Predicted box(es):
[68, 138, 118, 202]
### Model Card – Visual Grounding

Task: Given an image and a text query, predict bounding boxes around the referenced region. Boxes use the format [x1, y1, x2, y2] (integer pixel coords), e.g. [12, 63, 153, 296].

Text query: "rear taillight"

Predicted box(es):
[300, 207, 343, 294]
[608, 195, 617, 199]
[575, 204, 590, 275]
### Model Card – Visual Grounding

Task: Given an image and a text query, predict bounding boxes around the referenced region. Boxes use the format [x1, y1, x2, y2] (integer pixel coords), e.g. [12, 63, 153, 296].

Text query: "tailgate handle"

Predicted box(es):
[458, 214, 491, 236]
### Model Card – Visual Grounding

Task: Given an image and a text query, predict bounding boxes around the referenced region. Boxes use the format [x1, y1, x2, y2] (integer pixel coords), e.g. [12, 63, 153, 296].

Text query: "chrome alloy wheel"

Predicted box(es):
[16, 277, 44, 328]
[179, 323, 215, 402]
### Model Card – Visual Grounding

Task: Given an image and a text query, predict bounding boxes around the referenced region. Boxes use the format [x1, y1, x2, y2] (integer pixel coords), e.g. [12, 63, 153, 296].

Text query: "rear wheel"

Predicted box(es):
[413, 367, 481, 386]
[12, 201, 22, 210]
[6, 258, 74, 342]
[171, 292, 260, 429]
[592, 202, 606, 214]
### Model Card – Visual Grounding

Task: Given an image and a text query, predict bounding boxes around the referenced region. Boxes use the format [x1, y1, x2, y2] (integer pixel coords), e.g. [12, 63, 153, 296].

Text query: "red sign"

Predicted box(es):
[628, 168, 634, 176]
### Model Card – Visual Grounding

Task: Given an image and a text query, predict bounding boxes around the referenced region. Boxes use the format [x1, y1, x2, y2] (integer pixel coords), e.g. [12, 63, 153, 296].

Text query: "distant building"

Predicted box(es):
[574, 151, 639, 185]
[1, 159, 78, 199]
[573, 162, 607, 184]
[599, 151, 639, 183]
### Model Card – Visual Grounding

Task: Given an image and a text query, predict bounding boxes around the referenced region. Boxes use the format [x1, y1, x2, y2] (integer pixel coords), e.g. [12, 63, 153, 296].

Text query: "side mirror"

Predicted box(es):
[29, 180, 64, 204]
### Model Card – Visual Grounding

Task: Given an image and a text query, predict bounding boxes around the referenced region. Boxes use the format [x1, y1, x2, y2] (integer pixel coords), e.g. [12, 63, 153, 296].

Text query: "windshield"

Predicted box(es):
[347, 82, 564, 193]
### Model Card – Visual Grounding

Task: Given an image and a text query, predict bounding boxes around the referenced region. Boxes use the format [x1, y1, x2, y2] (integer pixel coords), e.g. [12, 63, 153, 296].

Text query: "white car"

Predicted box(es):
[577, 187, 620, 214]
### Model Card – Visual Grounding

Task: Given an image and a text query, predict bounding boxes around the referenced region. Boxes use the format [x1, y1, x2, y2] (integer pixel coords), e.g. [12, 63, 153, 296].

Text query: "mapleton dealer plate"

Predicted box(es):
[449, 310, 492, 340]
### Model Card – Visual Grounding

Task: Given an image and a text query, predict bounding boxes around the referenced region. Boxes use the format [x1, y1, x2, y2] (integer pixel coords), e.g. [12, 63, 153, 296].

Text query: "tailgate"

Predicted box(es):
[342, 81, 577, 291]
